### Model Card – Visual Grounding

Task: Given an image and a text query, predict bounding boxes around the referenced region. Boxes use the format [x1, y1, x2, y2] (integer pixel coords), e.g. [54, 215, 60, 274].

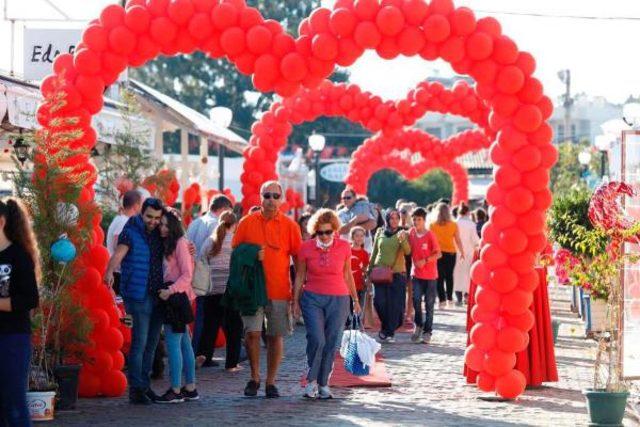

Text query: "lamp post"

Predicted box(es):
[13, 136, 30, 166]
[594, 135, 613, 178]
[578, 150, 591, 183]
[309, 133, 326, 207]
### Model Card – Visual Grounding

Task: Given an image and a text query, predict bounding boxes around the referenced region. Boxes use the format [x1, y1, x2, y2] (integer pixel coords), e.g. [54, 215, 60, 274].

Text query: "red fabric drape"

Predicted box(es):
[464, 267, 558, 387]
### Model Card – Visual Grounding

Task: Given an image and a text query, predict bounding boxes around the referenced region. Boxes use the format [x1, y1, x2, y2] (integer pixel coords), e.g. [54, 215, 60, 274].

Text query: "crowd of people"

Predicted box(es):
[0, 181, 490, 423]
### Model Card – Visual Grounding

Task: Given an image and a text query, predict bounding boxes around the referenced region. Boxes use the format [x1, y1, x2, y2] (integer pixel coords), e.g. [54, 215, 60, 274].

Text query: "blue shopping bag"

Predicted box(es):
[343, 317, 370, 376]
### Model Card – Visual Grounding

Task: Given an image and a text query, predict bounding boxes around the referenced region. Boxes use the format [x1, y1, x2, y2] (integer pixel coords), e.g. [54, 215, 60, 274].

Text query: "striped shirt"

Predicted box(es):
[201, 232, 233, 295]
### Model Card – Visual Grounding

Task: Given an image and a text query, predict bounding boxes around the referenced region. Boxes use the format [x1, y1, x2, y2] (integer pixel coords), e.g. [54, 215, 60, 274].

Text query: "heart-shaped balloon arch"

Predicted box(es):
[36, 0, 558, 399]
[240, 78, 491, 209]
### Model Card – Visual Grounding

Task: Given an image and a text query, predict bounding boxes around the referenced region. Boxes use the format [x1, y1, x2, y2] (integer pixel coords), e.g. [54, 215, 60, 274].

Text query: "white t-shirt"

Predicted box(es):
[106, 214, 130, 256]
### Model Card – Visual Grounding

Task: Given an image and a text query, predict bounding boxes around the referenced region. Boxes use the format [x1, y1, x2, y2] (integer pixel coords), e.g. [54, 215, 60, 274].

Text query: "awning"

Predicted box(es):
[0, 73, 155, 148]
[128, 79, 247, 154]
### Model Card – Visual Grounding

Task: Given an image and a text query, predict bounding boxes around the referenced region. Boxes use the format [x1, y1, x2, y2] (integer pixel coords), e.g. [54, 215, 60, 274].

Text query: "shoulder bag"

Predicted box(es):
[192, 255, 212, 296]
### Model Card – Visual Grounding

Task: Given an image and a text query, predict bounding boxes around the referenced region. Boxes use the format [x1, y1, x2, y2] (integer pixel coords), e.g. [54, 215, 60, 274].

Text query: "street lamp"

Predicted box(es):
[623, 103, 640, 129]
[578, 149, 591, 182]
[13, 136, 30, 166]
[595, 135, 613, 178]
[309, 133, 326, 207]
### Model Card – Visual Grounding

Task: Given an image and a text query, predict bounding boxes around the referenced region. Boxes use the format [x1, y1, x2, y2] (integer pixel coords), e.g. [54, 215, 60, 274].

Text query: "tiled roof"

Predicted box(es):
[458, 149, 493, 171]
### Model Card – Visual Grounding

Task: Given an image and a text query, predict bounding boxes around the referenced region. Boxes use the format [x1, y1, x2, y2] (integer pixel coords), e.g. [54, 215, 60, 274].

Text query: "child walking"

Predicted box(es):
[408, 208, 441, 344]
[349, 227, 370, 322]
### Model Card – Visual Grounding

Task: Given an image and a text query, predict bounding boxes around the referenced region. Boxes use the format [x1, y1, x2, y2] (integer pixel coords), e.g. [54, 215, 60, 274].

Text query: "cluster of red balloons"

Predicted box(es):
[207, 188, 237, 206]
[346, 128, 474, 204]
[241, 78, 489, 210]
[282, 188, 305, 214]
[182, 183, 202, 226]
[142, 169, 180, 207]
[35, 77, 127, 398]
[37, 0, 557, 399]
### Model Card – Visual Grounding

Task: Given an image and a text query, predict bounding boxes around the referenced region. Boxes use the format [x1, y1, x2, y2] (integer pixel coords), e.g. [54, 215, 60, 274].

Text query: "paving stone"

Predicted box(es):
[50, 284, 638, 426]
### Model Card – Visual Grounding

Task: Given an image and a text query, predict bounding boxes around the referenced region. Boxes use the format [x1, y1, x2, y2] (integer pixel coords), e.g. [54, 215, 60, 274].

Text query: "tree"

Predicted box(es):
[551, 141, 599, 198]
[96, 89, 161, 208]
[367, 170, 453, 208]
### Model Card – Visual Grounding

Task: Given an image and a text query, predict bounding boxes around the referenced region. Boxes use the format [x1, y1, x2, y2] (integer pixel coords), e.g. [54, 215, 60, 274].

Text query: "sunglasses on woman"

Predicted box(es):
[262, 192, 281, 200]
[316, 230, 334, 236]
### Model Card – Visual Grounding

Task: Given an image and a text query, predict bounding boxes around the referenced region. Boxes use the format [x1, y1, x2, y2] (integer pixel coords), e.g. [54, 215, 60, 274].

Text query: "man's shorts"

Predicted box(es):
[242, 300, 292, 337]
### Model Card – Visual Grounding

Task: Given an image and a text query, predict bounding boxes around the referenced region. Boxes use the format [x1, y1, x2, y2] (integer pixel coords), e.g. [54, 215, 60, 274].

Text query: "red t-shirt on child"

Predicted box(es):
[350, 247, 370, 291]
[408, 228, 440, 280]
[298, 238, 351, 296]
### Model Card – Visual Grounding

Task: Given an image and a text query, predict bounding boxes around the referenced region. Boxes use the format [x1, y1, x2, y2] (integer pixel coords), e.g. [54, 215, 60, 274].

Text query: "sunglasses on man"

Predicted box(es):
[262, 192, 281, 200]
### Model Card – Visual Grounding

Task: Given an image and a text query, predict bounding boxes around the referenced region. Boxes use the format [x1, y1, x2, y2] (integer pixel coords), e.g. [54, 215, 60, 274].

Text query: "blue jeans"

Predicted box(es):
[124, 295, 163, 390]
[164, 325, 196, 390]
[0, 334, 31, 427]
[412, 278, 437, 334]
[301, 291, 350, 387]
[191, 296, 205, 354]
[374, 273, 407, 337]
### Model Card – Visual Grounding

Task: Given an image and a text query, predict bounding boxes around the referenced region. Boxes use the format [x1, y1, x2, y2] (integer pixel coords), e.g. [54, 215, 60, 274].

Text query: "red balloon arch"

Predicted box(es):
[37, 0, 557, 399]
[345, 128, 477, 204]
[241, 77, 491, 210]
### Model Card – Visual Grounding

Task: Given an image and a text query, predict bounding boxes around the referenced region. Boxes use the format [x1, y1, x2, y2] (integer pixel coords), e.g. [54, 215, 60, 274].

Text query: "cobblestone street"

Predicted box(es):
[52, 286, 638, 427]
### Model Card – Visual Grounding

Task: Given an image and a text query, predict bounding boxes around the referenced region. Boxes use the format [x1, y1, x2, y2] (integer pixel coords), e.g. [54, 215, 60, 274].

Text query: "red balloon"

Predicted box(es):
[108, 26, 136, 55]
[471, 304, 498, 323]
[312, 33, 339, 61]
[150, 17, 177, 46]
[397, 27, 425, 56]
[495, 369, 526, 399]
[246, 25, 272, 54]
[505, 188, 534, 214]
[354, 21, 381, 48]
[464, 344, 485, 372]
[483, 349, 516, 377]
[477, 372, 496, 392]
[212, 2, 239, 30]
[167, 0, 195, 25]
[112, 351, 125, 371]
[514, 105, 543, 133]
[501, 289, 533, 315]
[189, 13, 214, 40]
[103, 327, 124, 352]
[439, 37, 465, 63]
[493, 35, 518, 65]
[450, 7, 476, 36]
[470, 323, 497, 350]
[475, 286, 501, 312]
[466, 31, 493, 60]
[330, 8, 357, 37]
[125, 6, 151, 34]
[220, 27, 246, 57]
[480, 244, 507, 268]
[490, 267, 518, 293]
[498, 228, 528, 255]
[505, 310, 535, 331]
[496, 65, 525, 95]
[375, 6, 405, 37]
[423, 14, 450, 42]
[101, 369, 127, 397]
[78, 370, 101, 397]
[74, 48, 102, 75]
[89, 308, 110, 334]
[100, 4, 125, 29]
[496, 326, 528, 353]
[401, 0, 429, 26]
[82, 25, 109, 52]
[354, 0, 379, 20]
[86, 349, 113, 373]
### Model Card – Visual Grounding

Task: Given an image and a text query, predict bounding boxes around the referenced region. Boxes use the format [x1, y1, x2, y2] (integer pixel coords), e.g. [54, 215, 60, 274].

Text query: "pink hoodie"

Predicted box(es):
[164, 237, 195, 301]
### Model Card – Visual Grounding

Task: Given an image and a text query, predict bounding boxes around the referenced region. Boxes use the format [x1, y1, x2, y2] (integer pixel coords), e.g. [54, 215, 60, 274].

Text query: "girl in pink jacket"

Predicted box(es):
[157, 208, 197, 404]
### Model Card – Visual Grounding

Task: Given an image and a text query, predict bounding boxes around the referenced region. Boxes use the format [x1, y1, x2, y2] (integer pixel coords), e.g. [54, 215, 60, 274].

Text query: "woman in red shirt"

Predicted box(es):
[293, 209, 361, 400]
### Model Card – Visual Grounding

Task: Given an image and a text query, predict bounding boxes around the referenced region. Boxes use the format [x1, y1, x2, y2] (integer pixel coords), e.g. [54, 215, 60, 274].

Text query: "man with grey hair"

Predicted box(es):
[232, 181, 302, 398]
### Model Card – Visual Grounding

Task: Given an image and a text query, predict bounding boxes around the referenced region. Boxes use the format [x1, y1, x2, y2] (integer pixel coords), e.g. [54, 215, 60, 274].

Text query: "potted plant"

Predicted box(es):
[14, 90, 95, 417]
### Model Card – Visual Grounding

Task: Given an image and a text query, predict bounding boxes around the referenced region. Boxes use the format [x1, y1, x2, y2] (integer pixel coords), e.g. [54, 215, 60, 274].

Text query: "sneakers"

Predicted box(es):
[244, 380, 260, 397]
[422, 333, 432, 344]
[438, 301, 446, 309]
[145, 388, 159, 403]
[378, 331, 388, 342]
[129, 388, 152, 405]
[303, 382, 318, 399]
[386, 335, 396, 343]
[155, 389, 184, 404]
[265, 384, 280, 398]
[411, 328, 423, 343]
[318, 385, 333, 400]
[180, 387, 200, 401]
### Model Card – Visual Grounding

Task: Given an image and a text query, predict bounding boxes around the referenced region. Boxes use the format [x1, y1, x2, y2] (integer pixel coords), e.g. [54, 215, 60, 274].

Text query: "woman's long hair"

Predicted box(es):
[0, 198, 41, 282]
[435, 202, 452, 225]
[162, 207, 185, 257]
[209, 211, 237, 258]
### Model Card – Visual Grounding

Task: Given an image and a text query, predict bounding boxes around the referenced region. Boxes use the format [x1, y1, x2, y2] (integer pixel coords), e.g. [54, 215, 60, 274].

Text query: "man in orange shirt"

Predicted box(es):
[232, 181, 302, 398]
